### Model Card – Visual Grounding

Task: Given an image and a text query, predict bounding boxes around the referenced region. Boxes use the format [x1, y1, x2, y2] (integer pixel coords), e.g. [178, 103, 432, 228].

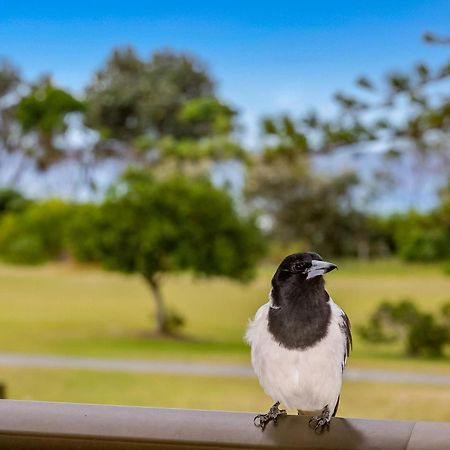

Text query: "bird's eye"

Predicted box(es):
[292, 262, 306, 272]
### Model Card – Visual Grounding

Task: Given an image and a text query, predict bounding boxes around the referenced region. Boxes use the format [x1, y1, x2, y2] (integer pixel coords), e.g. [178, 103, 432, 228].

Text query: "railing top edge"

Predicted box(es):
[0, 400, 449, 450]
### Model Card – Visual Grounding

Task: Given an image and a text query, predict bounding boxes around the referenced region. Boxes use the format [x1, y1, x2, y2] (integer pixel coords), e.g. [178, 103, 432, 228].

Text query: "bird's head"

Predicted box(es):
[272, 252, 337, 293]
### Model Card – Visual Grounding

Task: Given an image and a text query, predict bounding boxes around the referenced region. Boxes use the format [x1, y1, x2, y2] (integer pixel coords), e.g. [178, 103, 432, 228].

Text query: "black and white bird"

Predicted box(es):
[246, 252, 351, 432]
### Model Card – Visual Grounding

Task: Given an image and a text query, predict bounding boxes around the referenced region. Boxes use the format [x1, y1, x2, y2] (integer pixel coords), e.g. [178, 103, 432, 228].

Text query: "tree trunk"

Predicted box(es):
[145, 275, 167, 335]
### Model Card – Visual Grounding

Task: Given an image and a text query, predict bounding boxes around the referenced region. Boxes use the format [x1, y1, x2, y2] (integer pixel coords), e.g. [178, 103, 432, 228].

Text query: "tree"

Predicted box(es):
[273, 42, 450, 167]
[86, 48, 214, 140]
[245, 114, 376, 257]
[70, 169, 265, 335]
[245, 34, 450, 255]
[84, 47, 244, 175]
[2, 50, 244, 196]
[16, 77, 85, 171]
[246, 152, 371, 256]
[274, 34, 450, 207]
[0, 61, 89, 194]
[0, 58, 25, 187]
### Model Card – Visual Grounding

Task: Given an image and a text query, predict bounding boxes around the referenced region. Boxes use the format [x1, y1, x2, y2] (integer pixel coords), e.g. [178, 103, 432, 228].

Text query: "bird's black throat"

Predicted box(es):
[268, 276, 331, 350]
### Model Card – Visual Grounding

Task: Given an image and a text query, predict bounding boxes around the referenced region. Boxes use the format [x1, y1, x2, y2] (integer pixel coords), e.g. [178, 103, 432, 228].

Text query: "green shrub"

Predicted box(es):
[407, 313, 448, 357]
[359, 298, 450, 357]
[65, 203, 102, 263]
[380, 208, 450, 262]
[0, 189, 30, 216]
[398, 227, 450, 262]
[358, 299, 420, 343]
[442, 302, 450, 327]
[0, 199, 73, 264]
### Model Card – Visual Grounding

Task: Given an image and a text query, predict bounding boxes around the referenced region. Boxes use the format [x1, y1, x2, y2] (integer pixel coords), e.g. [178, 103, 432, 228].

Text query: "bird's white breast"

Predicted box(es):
[245, 298, 347, 411]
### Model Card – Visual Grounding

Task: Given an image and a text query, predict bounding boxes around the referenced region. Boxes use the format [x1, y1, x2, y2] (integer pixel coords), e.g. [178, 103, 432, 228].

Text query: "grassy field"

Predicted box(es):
[1, 366, 449, 422]
[1, 260, 450, 422]
[1, 260, 449, 369]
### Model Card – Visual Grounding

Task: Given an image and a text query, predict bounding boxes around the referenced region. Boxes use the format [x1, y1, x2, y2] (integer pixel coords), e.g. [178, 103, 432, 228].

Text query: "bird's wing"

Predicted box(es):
[329, 301, 352, 417]
[329, 299, 352, 371]
[339, 309, 352, 370]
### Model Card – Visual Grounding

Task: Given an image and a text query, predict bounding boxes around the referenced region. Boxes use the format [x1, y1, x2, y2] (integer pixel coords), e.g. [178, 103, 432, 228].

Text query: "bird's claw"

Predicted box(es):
[253, 414, 268, 430]
[253, 401, 287, 431]
[308, 405, 331, 434]
[309, 416, 330, 433]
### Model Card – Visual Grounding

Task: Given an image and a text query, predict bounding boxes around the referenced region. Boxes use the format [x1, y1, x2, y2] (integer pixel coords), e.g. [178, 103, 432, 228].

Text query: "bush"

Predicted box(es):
[359, 299, 450, 357]
[0, 199, 74, 264]
[0, 189, 30, 216]
[380, 209, 450, 262]
[398, 227, 450, 262]
[65, 203, 102, 263]
[164, 309, 185, 333]
[442, 302, 450, 327]
[358, 300, 420, 343]
[407, 313, 448, 357]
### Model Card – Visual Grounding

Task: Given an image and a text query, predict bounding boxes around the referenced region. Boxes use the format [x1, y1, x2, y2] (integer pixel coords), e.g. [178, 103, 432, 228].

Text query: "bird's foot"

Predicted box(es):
[253, 401, 287, 431]
[309, 405, 331, 434]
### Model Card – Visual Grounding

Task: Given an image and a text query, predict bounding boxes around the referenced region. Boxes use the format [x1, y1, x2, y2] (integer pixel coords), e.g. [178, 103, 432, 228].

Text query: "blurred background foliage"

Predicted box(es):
[0, 35, 450, 354]
[359, 299, 450, 357]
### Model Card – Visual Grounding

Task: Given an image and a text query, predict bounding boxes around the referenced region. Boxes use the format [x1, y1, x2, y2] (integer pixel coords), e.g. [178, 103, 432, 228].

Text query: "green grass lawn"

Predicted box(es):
[1, 260, 450, 421]
[1, 260, 449, 370]
[1, 366, 449, 422]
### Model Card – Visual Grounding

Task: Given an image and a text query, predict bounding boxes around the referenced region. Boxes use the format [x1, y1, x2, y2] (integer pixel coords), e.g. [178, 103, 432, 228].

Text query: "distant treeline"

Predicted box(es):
[1, 40, 450, 263]
[1, 184, 450, 265]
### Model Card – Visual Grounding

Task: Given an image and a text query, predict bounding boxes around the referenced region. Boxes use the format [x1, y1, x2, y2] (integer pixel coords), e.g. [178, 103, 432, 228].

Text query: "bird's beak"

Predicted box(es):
[306, 260, 338, 280]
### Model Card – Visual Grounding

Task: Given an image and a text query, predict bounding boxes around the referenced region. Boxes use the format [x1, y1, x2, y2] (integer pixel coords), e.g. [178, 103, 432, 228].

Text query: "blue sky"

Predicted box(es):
[1, 0, 449, 142]
[1, 1, 449, 209]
